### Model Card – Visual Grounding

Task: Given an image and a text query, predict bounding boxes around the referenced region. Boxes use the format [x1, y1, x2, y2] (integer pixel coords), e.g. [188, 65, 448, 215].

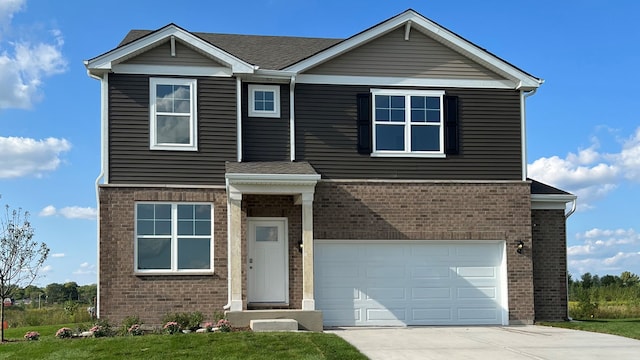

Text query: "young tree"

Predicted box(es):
[0, 204, 49, 342]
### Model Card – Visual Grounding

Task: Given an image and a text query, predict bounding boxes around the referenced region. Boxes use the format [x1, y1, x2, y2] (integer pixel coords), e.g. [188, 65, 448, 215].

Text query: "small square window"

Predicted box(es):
[248, 84, 280, 118]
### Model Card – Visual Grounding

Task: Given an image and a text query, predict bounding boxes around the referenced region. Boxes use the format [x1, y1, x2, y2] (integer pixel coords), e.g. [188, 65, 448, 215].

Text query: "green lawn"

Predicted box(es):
[539, 319, 640, 340]
[0, 325, 367, 360]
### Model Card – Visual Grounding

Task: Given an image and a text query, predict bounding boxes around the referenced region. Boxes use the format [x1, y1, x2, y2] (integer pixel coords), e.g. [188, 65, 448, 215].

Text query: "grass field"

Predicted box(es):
[0, 324, 367, 360]
[539, 319, 640, 340]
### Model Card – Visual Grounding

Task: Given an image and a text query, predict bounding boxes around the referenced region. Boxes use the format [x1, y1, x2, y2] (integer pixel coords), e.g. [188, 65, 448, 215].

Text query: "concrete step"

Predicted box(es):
[250, 319, 298, 332]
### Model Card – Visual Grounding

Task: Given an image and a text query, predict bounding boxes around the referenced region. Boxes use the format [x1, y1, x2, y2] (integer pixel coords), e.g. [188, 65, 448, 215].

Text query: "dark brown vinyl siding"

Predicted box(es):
[123, 40, 225, 67]
[242, 83, 290, 161]
[306, 28, 503, 80]
[108, 74, 236, 185]
[295, 84, 522, 180]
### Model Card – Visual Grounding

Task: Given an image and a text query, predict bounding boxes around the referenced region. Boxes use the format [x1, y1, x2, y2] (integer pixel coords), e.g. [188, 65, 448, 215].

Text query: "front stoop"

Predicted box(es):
[250, 319, 298, 332]
[226, 310, 323, 332]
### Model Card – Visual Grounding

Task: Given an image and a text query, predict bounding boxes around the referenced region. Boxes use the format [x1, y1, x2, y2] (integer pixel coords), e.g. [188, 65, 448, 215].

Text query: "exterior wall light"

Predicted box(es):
[516, 240, 524, 254]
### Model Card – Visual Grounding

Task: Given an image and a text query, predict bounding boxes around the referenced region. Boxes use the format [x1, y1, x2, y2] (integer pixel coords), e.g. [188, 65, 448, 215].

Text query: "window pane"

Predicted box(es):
[137, 204, 154, 220]
[411, 125, 440, 151]
[411, 96, 425, 108]
[177, 205, 193, 220]
[156, 85, 173, 98]
[155, 220, 171, 235]
[138, 238, 171, 270]
[390, 109, 405, 122]
[157, 115, 190, 144]
[375, 95, 390, 108]
[195, 205, 211, 220]
[195, 221, 211, 236]
[426, 97, 440, 110]
[155, 204, 171, 219]
[263, 101, 274, 111]
[174, 100, 190, 114]
[137, 220, 154, 235]
[375, 108, 390, 121]
[426, 109, 440, 123]
[256, 226, 278, 241]
[178, 220, 194, 236]
[391, 96, 404, 108]
[255, 91, 264, 101]
[174, 85, 190, 99]
[178, 238, 211, 269]
[376, 124, 404, 151]
[265, 91, 274, 101]
[411, 109, 426, 122]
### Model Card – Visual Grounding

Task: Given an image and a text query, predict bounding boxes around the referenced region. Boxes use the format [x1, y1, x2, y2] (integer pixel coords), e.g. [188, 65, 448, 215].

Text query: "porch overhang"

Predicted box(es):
[224, 161, 320, 313]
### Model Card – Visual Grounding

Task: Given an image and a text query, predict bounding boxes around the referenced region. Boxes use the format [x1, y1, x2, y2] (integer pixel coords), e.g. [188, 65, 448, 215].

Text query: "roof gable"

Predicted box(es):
[285, 9, 542, 90]
[85, 24, 255, 76]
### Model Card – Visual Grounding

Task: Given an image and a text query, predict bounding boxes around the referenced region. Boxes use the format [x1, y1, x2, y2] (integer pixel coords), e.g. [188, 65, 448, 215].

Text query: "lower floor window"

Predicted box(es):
[135, 203, 213, 273]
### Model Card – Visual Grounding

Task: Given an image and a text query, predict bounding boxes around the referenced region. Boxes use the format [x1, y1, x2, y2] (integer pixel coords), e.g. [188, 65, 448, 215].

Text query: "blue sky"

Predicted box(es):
[1, 0, 638, 285]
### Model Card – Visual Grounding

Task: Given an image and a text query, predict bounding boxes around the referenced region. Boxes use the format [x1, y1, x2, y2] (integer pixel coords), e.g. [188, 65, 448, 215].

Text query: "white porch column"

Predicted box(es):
[229, 191, 243, 311]
[301, 193, 315, 310]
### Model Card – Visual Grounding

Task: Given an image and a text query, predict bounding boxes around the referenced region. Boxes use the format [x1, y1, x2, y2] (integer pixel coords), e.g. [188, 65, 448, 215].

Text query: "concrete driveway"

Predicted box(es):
[327, 325, 640, 360]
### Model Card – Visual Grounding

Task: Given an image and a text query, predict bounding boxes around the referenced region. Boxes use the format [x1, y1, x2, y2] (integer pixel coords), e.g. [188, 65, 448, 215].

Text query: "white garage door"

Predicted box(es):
[315, 240, 507, 326]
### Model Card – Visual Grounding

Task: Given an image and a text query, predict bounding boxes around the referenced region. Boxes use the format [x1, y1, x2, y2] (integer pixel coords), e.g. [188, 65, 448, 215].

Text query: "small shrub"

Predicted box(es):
[90, 318, 113, 337]
[55, 327, 73, 339]
[216, 319, 231, 332]
[128, 324, 144, 336]
[24, 331, 40, 341]
[203, 322, 214, 332]
[162, 311, 203, 331]
[163, 321, 181, 334]
[121, 315, 142, 335]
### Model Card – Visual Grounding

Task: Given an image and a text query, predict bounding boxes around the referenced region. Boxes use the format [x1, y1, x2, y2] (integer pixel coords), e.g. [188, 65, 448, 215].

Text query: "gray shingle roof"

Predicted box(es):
[225, 161, 318, 175]
[118, 29, 342, 70]
[529, 179, 572, 195]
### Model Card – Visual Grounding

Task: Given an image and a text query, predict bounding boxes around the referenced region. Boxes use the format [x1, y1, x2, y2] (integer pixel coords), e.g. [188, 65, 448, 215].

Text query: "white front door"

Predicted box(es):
[247, 218, 289, 304]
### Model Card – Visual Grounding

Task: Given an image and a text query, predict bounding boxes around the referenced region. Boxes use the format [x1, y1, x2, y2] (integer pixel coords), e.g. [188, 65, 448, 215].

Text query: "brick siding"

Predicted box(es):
[98, 186, 229, 326]
[532, 209, 569, 321]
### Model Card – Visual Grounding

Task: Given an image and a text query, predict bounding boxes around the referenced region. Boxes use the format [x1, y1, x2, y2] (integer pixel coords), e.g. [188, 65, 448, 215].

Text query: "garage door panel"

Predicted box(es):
[457, 287, 497, 300]
[316, 241, 506, 326]
[412, 308, 453, 321]
[366, 265, 405, 279]
[411, 287, 452, 300]
[365, 287, 406, 300]
[412, 266, 451, 279]
[458, 307, 499, 322]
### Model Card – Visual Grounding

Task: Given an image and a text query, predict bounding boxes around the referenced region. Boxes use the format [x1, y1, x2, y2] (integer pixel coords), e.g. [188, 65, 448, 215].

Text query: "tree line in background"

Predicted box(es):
[6, 282, 97, 306]
[568, 271, 640, 319]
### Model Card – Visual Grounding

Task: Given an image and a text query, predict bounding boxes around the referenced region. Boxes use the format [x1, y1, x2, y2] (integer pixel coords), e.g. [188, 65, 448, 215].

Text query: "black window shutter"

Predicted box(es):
[444, 95, 459, 155]
[357, 93, 372, 154]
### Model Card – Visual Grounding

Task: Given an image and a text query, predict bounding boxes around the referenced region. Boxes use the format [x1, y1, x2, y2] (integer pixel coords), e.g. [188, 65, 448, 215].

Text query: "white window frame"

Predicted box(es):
[248, 84, 280, 118]
[134, 202, 214, 275]
[149, 77, 198, 151]
[371, 88, 445, 158]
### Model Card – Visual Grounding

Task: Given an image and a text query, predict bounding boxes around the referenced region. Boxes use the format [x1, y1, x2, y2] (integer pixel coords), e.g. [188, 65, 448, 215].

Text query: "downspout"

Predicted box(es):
[521, 88, 538, 181]
[223, 178, 231, 310]
[88, 70, 108, 318]
[289, 75, 296, 161]
[564, 196, 577, 320]
[565, 198, 577, 219]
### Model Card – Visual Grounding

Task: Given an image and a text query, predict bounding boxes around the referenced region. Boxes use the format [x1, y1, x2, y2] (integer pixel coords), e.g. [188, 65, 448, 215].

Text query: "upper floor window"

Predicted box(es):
[150, 78, 198, 151]
[371, 89, 445, 157]
[135, 203, 213, 274]
[248, 84, 280, 118]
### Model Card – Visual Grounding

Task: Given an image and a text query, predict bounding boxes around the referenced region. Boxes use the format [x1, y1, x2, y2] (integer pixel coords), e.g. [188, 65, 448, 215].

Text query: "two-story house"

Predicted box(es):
[85, 9, 576, 331]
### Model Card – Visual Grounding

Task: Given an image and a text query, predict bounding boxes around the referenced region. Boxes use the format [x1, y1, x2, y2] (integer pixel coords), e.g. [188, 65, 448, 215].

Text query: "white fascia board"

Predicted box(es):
[112, 64, 232, 77]
[85, 25, 254, 74]
[285, 10, 541, 89]
[296, 74, 516, 89]
[531, 194, 577, 210]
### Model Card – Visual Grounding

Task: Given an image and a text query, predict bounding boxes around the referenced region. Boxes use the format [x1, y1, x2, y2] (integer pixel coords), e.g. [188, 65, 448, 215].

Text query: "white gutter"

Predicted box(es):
[290, 75, 296, 161]
[521, 88, 538, 181]
[88, 70, 108, 318]
[236, 77, 242, 162]
[565, 198, 577, 219]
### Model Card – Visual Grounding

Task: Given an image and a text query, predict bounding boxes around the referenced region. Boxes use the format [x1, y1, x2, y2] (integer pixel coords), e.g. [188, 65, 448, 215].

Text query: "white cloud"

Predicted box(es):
[0, 0, 67, 109]
[73, 262, 96, 275]
[38, 204, 97, 220]
[528, 127, 640, 210]
[0, 136, 71, 178]
[0, 0, 24, 32]
[569, 227, 640, 276]
[50, 253, 65, 258]
[40, 264, 52, 273]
